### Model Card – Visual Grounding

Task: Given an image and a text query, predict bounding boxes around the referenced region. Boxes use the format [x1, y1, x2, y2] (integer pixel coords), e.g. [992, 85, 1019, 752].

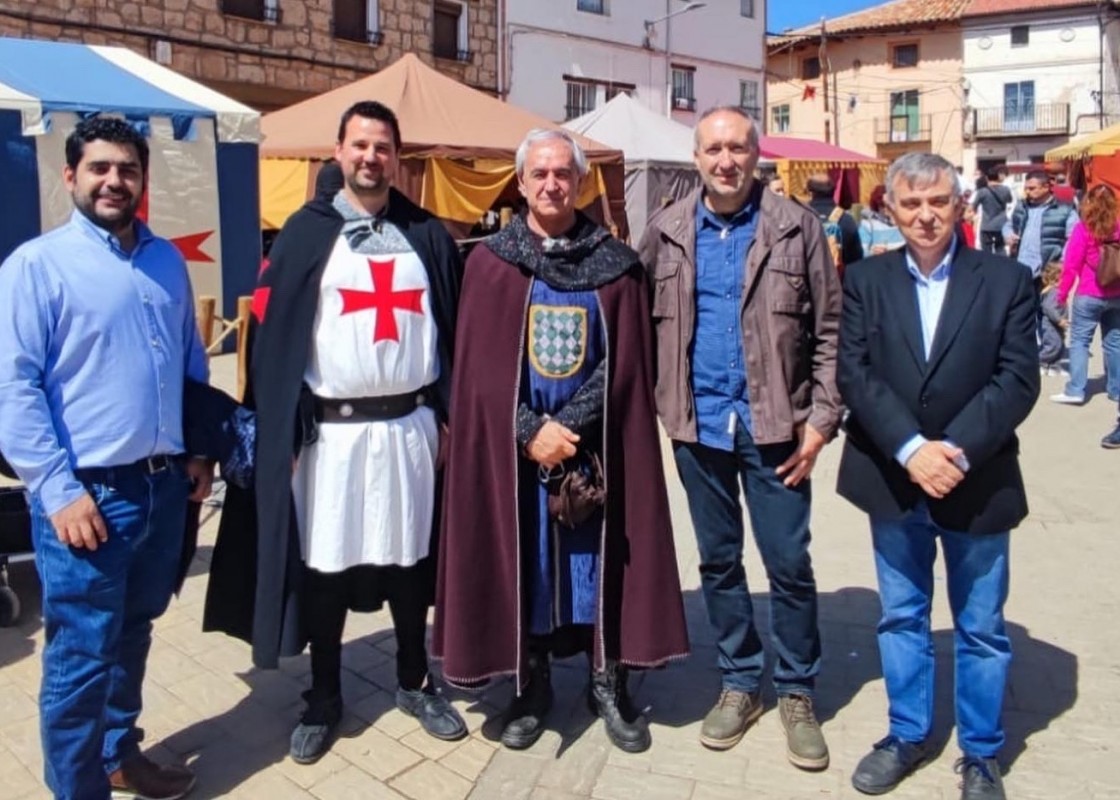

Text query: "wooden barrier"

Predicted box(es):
[194, 295, 253, 400]
[236, 296, 251, 401]
[195, 295, 217, 349]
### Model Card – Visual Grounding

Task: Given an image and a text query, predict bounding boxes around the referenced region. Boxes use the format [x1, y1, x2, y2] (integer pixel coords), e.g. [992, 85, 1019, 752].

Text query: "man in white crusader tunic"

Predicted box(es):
[279, 102, 466, 763]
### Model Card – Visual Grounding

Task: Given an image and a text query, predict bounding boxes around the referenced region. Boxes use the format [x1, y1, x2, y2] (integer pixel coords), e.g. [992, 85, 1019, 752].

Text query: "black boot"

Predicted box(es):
[588, 661, 651, 753]
[500, 651, 553, 749]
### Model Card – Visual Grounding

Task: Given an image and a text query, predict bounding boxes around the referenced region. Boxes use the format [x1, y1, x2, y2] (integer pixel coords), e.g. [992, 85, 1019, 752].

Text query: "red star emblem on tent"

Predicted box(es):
[339, 258, 425, 343]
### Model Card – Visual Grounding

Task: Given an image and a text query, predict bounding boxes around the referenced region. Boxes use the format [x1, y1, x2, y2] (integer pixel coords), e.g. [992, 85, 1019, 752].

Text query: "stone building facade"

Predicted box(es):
[0, 0, 499, 110]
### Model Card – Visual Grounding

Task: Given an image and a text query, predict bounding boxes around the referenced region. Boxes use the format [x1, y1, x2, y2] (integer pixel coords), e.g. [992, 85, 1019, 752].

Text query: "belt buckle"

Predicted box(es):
[146, 455, 169, 474]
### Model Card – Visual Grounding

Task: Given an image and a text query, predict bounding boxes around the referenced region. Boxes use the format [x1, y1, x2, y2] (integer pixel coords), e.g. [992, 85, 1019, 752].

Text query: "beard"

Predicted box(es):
[73, 188, 140, 234]
[345, 167, 389, 197]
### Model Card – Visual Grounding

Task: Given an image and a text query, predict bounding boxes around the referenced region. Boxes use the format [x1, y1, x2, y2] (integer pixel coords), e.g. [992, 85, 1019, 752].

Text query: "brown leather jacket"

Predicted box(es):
[637, 187, 844, 446]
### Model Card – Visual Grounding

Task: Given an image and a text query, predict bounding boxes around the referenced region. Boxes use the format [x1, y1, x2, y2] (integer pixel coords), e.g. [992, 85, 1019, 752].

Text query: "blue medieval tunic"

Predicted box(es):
[522, 279, 605, 636]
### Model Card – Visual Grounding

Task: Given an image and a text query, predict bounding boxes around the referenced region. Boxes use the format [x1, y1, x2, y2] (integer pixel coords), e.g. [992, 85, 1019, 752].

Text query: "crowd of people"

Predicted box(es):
[0, 101, 1116, 800]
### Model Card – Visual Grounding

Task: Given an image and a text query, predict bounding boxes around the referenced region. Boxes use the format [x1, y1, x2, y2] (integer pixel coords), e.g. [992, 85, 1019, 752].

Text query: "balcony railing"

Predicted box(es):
[970, 102, 1069, 137]
[874, 114, 932, 145]
[672, 95, 697, 112]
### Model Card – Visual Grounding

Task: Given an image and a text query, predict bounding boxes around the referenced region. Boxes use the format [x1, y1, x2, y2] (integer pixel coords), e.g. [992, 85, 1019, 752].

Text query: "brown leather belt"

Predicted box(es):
[314, 389, 428, 423]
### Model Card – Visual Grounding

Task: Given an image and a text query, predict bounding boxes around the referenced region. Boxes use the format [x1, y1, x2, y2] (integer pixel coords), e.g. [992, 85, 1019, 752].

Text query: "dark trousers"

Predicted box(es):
[980, 231, 1005, 255]
[673, 426, 821, 696]
[301, 566, 430, 700]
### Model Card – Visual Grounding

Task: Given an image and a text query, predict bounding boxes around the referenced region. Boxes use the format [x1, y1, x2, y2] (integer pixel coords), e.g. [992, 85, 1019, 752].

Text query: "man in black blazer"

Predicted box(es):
[837, 153, 1039, 800]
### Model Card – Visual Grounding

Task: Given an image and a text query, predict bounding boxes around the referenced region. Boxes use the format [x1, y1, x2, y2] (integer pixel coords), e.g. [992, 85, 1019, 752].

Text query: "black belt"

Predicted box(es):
[75, 454, 186, 484]
[314, 389, 429, 423]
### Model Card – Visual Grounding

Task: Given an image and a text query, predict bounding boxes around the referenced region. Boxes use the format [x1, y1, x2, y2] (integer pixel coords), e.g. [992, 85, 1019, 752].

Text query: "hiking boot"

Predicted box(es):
[500, 653, 553, 749]
[956, 756, 1006, 800]
[699, 687, 763, 750]
[397, 684, 468, 741]
[289, 691, 343, 765]
[109, 754, 196, 800]
[588, 661, 651, 754]
[778, 694, 829, 770]
[851, 735, 927, 795]
[1102, 423, 1120, 449]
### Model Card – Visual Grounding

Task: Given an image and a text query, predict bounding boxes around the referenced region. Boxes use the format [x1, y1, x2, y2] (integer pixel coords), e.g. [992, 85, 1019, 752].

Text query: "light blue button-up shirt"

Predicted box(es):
[894, 239, 955, 467]
[0, 211, 208, 515]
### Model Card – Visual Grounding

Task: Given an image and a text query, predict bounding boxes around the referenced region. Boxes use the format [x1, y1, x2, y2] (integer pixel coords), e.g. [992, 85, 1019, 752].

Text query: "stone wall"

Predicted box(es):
[0, 0, 499, 110]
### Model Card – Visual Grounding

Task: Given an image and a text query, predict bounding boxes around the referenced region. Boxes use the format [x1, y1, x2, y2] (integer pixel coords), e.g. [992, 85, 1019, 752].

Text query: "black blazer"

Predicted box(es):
[836, 246, 1040, 534]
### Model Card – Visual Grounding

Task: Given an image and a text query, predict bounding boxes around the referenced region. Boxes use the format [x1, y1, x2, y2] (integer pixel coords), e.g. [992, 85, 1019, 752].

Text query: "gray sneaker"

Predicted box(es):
[699, 688, 763, 750]
[779, 694, 829, 770]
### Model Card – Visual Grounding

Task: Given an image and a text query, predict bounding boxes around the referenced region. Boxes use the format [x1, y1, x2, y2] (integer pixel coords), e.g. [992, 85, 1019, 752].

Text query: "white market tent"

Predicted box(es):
[564, 94, 700, 242]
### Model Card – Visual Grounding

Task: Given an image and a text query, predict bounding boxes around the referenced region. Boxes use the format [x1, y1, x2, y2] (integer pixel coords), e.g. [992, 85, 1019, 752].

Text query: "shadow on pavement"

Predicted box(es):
[0, 559, 42, 670]
[644, 586, 1076, 773]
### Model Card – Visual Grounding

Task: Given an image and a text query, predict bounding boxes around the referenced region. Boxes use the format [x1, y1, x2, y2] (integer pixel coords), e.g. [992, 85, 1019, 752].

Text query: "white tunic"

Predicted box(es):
[292, 233, 440, 572]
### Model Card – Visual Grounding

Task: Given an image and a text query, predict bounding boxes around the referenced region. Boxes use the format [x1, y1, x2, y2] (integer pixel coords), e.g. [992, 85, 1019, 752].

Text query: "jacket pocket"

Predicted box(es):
[652, 260, 680, 318]
[767, 259, 812, 315]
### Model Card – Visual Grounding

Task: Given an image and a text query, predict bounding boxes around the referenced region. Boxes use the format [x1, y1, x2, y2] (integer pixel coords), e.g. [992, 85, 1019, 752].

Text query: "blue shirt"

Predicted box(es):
[0, 211, 208, 515]
[691, 191, 758, 452]
[895, 239, 955, 467]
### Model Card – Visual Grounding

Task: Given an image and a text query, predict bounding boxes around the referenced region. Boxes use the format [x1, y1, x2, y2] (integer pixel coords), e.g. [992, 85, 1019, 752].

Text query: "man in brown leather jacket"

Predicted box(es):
[637, 105, 843, 771]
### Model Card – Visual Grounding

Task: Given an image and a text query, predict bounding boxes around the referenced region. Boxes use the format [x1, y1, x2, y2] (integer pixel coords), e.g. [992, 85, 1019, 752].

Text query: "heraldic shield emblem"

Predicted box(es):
[529, 304, 588, 379]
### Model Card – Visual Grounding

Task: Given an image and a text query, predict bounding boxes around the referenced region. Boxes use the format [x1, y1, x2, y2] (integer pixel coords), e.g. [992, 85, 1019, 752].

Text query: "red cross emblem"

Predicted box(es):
[339, 258, 426, 343]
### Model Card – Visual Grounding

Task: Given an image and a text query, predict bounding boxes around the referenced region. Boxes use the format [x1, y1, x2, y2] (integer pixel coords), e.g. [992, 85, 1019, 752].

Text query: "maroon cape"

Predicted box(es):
[432, 243, 689, 688]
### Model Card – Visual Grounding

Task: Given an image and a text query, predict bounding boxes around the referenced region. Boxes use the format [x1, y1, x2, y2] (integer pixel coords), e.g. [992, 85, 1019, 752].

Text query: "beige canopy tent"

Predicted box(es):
[260, 54, 628, 238]
[564, 93, 701, 243]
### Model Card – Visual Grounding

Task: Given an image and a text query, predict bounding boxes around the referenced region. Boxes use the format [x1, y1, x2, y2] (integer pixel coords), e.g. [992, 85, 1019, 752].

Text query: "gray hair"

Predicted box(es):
[885, 152, 961, 203]
[694, 105, 760, 151]
[515, 128, 589, 178]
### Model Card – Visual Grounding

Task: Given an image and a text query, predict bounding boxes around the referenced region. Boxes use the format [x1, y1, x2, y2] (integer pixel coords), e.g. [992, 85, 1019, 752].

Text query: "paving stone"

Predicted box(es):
[438, 738, 497, 782]
[331, 726, 424, 781]
[390, 759, 474, 800]
[591, 763, 694, 800]
[309, 765, 409, 799]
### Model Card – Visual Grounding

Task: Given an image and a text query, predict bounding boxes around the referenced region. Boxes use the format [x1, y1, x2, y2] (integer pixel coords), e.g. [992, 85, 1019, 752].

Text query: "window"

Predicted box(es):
[891, 43, 919, 68]
[739, 80, 760, 117]
[577, 0, 606, 13]
[801, 56, 820, 80]
[889, 89, 920, 141]
[565, 80, 597, 120]
[334, 0, 381, 44]
[671, 66, 696, 111]
[740, 0, 754, 17]
[434, 1, 469, 61]
[771, 104, 790, 133]
[1004, 81, 1036, 131]
[1010, 25, 1029, 47]
[222, 0, 265, 21]
[605, 83, 633, 101]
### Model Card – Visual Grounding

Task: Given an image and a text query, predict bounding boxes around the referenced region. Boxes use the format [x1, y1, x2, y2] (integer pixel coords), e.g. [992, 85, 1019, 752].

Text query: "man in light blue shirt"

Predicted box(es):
[0, 117, 209, 800]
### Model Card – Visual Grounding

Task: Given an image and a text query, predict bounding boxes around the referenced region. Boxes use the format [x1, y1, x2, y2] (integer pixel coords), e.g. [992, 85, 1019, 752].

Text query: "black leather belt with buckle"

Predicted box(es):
[314, 389, 428, 423]
[75, 453, 185, 485]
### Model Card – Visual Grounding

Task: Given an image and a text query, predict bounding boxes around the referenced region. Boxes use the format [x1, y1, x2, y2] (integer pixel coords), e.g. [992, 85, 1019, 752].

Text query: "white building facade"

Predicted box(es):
[502, 0, 767, 125]
[961, 2, 1120, 175]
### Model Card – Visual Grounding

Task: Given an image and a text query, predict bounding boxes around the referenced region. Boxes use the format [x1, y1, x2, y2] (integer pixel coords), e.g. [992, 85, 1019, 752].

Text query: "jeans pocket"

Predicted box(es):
[85, 482, 115, 506]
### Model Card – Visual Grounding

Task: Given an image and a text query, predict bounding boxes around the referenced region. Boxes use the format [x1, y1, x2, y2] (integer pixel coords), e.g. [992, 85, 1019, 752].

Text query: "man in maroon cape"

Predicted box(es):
[433, 129, 689, 754]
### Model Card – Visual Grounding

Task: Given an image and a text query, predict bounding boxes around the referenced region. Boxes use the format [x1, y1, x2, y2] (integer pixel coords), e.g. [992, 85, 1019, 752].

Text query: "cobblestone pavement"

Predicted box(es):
[2, 353, 1119, 799]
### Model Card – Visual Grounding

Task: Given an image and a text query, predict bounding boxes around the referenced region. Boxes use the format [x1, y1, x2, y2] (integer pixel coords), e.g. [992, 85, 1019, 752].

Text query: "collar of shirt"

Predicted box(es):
[69, 209, 154, 257]
[696, 185, 759, 234]
[904, 236, 957, 284]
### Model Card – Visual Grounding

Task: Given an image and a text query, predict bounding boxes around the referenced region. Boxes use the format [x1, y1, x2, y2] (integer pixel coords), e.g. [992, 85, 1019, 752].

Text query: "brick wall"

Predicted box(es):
[0, 0, 499, 110]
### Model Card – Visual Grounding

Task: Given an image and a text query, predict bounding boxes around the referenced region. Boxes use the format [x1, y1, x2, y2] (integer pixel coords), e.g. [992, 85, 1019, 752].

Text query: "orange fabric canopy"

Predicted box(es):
[261, 53, 620, 165]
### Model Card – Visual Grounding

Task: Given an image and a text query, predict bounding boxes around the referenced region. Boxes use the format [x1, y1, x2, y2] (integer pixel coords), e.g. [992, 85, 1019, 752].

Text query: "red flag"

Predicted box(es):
[802, 84, 816, 101]
[170, 231, 216, 264]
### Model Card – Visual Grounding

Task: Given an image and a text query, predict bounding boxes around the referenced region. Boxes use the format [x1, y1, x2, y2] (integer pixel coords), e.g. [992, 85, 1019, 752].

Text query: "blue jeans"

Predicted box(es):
[31, 462, 188, 800]
[673, 426, 820, 695]
[1066, 294, 1120, 400]
[871, 505, 1010, 758]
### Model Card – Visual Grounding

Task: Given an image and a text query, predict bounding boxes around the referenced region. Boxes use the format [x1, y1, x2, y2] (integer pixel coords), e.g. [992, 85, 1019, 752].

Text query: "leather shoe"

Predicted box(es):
[289, 691, 343, 765]
[851, 735, 927, 795]
[956, 756, 1006, 800]
[500, 654, 553, 750]
[588, 661, 651, 753]
[109, 754, 196, 800]
[397, 685, 468, 741]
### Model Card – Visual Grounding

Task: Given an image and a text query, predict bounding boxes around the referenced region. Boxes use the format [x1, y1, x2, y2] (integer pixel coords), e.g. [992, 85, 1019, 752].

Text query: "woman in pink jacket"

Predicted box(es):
[1052, 184, 1120, 405]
